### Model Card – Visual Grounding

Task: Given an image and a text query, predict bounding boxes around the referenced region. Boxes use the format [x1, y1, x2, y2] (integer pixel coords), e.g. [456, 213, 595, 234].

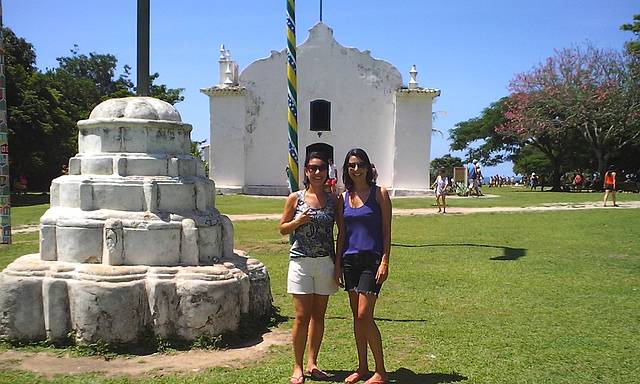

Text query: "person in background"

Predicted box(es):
[603, 165, 618, 207]
[475, 165, 484, 196]
[466, 160, 477, 196]
[431, 168, 449, 214]
[572, 172, 583, 192]
[529, 172, 538, 191]
[326, 158, 338, 195]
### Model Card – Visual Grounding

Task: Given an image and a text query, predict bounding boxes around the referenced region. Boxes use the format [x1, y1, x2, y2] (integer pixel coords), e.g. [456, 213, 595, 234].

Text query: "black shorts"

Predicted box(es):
[342, 252, 383, 296]
[605, 183, 615, 191]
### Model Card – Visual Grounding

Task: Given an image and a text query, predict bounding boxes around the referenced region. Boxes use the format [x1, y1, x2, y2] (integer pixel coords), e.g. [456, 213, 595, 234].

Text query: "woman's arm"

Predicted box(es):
[279, 193, 310, 235]
[376, 186, 392, 284]
[334, 193, 346, 287]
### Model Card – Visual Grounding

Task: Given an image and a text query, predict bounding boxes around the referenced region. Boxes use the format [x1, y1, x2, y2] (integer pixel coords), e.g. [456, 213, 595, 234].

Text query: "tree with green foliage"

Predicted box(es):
[511, 145, 553, 180]
[449, 97, 519, 165]
[430, 154, 463, 183]
[618, 14, 640, 175]
[621, 14, 640, 57]
[498, 44, 639, 189]
[5, 27, 184, 190]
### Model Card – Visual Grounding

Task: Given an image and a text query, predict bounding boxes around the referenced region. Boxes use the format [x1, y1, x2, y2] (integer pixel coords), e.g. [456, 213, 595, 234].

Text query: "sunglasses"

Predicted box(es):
[307, 164, 328, 172]
[348, 161, 368, 169]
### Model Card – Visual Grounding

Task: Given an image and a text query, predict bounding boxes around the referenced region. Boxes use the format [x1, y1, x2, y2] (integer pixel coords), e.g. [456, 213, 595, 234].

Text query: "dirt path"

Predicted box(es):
[0, 329, 290, 378]
[226, 200, 640, 221]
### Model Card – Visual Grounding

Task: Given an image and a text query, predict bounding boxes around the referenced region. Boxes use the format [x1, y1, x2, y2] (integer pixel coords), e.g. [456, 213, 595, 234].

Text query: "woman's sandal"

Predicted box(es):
[345, 371, 366, 384]
[364, 375, 387, 384]
[307, 368, 330, 381]
[289, 375, 305, 384]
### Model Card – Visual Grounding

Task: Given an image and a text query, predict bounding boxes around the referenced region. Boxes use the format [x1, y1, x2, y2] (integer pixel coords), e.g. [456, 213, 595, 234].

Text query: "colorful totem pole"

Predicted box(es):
[286, 0, 299, 192]
[0, 1, 10, 245]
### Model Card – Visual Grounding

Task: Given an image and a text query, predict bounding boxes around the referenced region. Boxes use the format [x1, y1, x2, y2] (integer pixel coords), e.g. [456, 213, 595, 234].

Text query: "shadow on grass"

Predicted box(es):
[297, 316, 429, 323]
[10, 193, 50, 207]
[322, 368, 467, 383]
[391, 242, 526, 261]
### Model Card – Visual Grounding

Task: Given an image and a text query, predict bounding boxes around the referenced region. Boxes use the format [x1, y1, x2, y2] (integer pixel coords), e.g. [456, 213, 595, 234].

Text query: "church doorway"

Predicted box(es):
[305, 143, 334, 164]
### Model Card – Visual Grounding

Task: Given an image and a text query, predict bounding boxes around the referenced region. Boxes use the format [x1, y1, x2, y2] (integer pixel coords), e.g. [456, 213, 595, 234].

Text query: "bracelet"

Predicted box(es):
[380, 261, 388, 267]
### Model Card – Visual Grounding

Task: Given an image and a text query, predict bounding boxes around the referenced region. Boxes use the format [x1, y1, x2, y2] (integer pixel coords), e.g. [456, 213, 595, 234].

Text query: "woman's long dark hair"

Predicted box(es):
[303, 151, 329, 189]
[342, 148, 376, 191]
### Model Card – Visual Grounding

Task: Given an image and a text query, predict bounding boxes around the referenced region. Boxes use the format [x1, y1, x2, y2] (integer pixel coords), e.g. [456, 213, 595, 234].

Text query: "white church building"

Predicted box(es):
[201, 23, 440, 196]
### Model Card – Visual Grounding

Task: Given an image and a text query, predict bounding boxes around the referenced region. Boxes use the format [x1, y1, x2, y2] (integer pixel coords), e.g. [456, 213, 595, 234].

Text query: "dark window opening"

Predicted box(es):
[310, 100, 331, 131]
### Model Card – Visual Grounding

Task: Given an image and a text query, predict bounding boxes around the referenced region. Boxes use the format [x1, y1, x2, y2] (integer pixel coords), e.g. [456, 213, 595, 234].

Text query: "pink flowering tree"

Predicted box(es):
[498, 44, 640, 189]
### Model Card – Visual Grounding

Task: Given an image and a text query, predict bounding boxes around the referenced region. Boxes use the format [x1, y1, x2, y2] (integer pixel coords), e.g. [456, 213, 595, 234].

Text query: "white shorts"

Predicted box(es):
[287, 256, 339, 295]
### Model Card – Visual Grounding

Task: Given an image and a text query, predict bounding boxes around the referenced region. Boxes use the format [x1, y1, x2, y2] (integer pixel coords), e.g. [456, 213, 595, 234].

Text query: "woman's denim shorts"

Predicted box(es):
[342, 251, 383, 296]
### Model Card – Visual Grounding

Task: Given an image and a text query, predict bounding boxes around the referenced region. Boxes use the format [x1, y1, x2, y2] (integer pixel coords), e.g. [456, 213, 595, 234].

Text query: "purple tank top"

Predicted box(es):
[343, 186, 383, 257]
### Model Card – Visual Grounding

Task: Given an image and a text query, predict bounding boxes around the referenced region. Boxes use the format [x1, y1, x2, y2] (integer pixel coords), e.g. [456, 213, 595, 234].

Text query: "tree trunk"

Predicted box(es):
[595, 148, 607, 190]
[550, 159, 562, 191]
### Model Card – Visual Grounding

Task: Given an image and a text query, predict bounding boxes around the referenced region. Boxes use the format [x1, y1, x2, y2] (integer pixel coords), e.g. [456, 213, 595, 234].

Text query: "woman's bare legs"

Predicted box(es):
[348, 291, 370, 376]
[306, 294, 330, 372]
[292, 294, 313, 379]
[348, 290, 386, 383]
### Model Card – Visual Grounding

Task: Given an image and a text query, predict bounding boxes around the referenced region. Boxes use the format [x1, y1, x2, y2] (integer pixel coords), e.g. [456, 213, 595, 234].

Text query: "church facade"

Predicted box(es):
[201, 23, 440, 195]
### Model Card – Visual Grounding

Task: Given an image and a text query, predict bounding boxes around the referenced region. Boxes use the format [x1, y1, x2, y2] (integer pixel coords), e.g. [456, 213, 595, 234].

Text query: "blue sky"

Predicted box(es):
[5, 0, 637, 176]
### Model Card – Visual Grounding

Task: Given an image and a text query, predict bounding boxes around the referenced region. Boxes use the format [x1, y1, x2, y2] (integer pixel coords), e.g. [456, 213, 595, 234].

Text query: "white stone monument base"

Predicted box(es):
[0, 252, 272, 345]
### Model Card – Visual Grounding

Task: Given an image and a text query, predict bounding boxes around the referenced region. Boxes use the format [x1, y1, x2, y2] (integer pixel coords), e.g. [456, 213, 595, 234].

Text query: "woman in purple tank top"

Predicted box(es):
[335, 148, 392, 384]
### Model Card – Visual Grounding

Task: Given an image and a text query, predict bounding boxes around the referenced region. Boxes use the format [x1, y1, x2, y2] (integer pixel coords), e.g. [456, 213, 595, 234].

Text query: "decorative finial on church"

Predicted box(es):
[219, 44, 227, 60]
[223, 61, 234, 86]
[219, 45, 237, 86]
[408, 65, 419, 89]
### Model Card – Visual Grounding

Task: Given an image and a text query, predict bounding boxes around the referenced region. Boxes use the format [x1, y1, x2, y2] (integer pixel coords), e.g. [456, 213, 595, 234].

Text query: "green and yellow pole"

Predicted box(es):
[0, 1, 10, 245]
[286, 0, 299, 192]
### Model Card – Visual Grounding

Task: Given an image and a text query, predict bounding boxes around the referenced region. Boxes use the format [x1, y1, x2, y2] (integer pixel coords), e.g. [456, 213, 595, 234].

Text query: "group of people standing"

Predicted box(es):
[279, 148, 392, 384]
[466, 160, 483, 196]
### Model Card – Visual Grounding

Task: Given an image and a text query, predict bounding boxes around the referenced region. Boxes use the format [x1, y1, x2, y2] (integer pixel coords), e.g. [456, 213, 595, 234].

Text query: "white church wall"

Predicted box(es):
[240, 51, 289, 193]
[240, 24, 402, 192]
[205, 23, 439, 195]
[393, 92, 435, 192]
[208, 92, 246, 190]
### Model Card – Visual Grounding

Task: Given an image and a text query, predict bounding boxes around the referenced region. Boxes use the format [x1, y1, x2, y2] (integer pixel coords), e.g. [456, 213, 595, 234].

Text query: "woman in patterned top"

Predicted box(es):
[279, 151, 338, 384]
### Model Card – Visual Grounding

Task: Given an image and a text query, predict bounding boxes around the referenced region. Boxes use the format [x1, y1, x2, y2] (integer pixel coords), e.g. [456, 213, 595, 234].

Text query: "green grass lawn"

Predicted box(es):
[8, 188, 640, 224]
[215, 194, 285, 215]
[221, 187, 640, 212]
[9, 204, 49, 227]
[1, 208, 639, 383]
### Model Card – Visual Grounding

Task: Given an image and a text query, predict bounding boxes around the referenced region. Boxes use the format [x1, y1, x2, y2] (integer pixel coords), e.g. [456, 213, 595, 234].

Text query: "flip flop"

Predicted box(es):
[290, 375, 305, 384]
[345, 371, 365, 384]
[364, 377, 387, 384]
[307, 368, 330, 381]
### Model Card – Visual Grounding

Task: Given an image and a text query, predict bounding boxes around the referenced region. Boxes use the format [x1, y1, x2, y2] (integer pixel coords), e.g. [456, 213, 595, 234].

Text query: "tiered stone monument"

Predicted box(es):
[0, 97, 272, 344]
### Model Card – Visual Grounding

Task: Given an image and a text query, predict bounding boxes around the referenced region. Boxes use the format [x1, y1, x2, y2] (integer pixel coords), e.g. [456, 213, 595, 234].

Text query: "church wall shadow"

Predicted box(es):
[391, 242, 526, 261]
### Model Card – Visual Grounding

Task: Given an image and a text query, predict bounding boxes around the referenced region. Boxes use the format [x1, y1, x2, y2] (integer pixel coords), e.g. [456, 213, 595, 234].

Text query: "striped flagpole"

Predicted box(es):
[286, 0, 299, 192]
[0, 0, 10, 245]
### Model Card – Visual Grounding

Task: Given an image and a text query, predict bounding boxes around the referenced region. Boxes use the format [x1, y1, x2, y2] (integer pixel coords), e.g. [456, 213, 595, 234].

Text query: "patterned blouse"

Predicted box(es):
[289, 190, 336, 259]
